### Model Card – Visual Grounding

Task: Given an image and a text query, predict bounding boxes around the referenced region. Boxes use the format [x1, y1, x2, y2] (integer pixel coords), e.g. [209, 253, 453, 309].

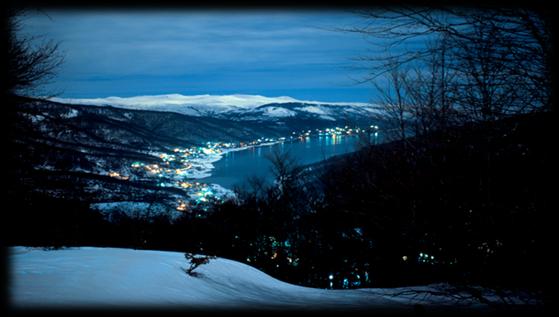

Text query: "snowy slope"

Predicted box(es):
[9, 247, 521, 312]
[50, 94, 381, 121]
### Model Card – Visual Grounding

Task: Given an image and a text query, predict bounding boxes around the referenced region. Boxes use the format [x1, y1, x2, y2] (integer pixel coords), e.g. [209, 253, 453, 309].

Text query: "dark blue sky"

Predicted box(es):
[20, 10, 380, 103]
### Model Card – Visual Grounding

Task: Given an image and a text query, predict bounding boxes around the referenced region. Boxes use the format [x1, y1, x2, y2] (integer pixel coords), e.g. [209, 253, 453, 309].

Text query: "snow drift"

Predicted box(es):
[9, 247, 527, 312]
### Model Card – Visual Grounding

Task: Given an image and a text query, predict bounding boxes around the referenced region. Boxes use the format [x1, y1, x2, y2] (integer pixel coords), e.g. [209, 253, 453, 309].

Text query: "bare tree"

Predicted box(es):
[346, 6, 551, 126]
[266, 149, 303, 196]
[448, 16, 543, 121]
[372, 67, 411, 141]
[403, 37, 460, 134]
[372, 43, 457, 143]
[4, 9, 63, 97]
[184, 253, 215, 277]
[265, 149, 310, 224]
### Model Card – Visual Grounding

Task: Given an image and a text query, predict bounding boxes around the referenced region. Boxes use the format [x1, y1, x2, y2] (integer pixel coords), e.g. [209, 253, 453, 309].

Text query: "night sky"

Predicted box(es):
[19, 10, 382, 103]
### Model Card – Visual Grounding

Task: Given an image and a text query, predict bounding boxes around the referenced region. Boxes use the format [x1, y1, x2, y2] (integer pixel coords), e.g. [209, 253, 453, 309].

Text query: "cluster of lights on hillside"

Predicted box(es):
[111, 125, 380, 212]
[107, 171, 129, 180]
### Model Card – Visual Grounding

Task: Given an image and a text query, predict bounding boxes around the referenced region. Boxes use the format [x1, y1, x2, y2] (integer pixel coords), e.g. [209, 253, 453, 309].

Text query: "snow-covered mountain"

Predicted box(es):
[12, 96, 380, 208]
[50, 94, 382, 121]
[10, 246, 518, 311]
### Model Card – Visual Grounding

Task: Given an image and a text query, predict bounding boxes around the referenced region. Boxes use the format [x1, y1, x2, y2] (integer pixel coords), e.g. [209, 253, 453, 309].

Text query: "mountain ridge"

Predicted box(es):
[50, 94, 381, 121]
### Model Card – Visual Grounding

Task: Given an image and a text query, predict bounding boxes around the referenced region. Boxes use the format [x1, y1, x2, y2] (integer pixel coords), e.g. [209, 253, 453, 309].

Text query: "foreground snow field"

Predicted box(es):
[8, 247, 536, 312]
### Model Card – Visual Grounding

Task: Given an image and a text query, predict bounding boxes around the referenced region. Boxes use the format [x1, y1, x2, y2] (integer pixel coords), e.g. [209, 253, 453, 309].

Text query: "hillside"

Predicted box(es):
[50, 93, 381, 122]
[5, 95, 380, 247]
[10, 246, 537, 313]
[295, 111, 552, 288]
[16, 96, 318, 147]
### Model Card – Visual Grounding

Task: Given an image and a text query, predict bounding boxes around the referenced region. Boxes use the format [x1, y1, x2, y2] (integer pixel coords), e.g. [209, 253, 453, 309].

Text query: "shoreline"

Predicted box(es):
[186, 140, 283, 181]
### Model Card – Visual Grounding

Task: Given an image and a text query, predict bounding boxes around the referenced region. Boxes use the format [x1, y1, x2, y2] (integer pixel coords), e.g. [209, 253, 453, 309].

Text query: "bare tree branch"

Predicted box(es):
[342, 6, 550, 132]
[5, 9, 64, 97]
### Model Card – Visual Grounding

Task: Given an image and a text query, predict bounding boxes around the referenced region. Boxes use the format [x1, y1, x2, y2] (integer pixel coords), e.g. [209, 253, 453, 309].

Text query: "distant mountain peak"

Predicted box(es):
[51, 94, 368, 108]
[50, 94, 378, 121]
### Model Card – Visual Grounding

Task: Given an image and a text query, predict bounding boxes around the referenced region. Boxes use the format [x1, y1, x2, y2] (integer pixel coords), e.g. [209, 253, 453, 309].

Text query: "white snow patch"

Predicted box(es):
[296, 105, 328, 115]
[319, 115, 337, 121]
[25, 114, 45, 123]
[185, 152, 224, 179]
[9, 247, 524, 311]
[262, 107, 296, 118]
[293, 105, 338, 121]
[61, 109, 79, 119]
[50, 94, 373, 118]
[207, 183, 236, 200]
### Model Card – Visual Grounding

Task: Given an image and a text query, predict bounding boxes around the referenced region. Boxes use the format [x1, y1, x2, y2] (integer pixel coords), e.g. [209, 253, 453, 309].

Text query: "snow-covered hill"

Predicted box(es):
[50, 94, 382, 121]
[10, 247, 527, 312]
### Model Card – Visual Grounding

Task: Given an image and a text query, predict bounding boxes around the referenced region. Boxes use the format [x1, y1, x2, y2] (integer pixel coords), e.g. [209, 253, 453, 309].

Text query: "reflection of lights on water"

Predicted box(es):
[132, 125, 376, 205]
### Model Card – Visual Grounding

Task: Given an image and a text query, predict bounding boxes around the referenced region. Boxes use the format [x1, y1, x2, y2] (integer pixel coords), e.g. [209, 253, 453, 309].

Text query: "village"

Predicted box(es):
[104, 124, 379, 213]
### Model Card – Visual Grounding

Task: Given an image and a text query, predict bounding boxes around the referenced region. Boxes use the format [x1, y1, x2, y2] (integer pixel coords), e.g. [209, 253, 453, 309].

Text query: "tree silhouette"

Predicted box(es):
[345, 6, 551, 126]
[184, 253, 215, 277]
[4, 9, 63, 97]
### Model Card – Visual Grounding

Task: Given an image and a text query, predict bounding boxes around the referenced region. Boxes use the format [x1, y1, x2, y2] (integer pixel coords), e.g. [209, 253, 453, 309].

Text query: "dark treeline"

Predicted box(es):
[6, 110, 551, 295]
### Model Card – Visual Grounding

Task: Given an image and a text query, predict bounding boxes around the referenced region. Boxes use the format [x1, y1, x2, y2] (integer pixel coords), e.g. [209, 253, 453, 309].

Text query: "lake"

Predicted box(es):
[203, 135, 364, 190]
